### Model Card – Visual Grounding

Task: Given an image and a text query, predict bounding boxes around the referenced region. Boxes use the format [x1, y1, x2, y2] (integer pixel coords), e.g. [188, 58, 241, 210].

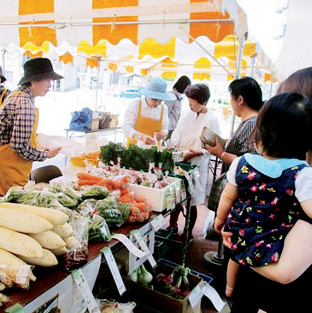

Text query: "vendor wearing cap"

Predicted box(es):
[0, 58, 63, 196]
[123, 77, 176, 146]
[0, 66, 10, 105]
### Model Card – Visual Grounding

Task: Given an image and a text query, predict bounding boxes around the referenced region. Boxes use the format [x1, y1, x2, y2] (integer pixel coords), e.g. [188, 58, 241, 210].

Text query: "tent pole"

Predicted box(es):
[188, 33, 234, 77]
[1, 49, 6, 74]
[95, 65, 100, 111]
[250, 57, 255, 78]
[230, 36, 245, 136]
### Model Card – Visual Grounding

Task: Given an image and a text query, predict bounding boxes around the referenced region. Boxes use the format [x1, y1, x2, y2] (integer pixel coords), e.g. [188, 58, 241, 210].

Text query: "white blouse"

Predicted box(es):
[122, 97, 169, 140]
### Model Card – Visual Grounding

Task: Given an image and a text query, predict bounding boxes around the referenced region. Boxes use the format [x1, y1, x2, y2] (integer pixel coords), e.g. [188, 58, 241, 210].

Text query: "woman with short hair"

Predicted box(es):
[169, 83, 221, 241]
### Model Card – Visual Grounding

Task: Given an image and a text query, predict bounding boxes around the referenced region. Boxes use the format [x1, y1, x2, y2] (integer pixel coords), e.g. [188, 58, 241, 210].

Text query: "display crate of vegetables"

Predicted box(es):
[123, 262, 204, 313]
[129, 175, 183, 212]
[75, 164, 185, 213]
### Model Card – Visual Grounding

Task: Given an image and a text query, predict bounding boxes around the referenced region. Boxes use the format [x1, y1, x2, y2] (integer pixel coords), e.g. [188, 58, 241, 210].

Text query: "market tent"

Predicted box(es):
[275, 0, 312, 81]
[17, 33, 274, 82]
[0, 0, 251, 78]
[0, 0, 247, 47]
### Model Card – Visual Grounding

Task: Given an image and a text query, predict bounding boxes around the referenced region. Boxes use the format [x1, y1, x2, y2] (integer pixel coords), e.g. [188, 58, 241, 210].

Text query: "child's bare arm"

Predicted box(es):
[214, 182, 238, 233]
[299, 198, 312, 219]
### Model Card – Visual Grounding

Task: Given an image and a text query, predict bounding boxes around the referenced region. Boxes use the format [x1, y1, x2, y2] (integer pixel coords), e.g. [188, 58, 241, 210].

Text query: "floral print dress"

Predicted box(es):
[225, 153, 308, 267]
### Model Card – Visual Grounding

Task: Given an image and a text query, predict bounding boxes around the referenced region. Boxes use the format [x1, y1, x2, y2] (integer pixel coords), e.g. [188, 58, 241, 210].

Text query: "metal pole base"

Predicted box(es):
[204, 251, 224, 266]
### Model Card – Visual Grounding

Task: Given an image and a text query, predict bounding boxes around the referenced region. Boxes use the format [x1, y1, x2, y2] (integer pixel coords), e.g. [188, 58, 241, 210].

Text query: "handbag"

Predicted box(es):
[200, 127, 227, 149]
[69, 107, 93, 131]
[207, 172, 227, 212]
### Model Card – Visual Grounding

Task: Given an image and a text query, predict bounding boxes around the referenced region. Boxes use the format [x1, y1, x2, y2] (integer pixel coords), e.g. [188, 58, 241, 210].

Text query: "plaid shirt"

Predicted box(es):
[0, 86, 47, 161]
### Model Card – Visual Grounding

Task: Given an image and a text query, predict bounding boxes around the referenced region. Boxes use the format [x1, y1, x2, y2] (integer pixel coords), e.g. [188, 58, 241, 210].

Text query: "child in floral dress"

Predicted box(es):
[214, 92, 312, 297]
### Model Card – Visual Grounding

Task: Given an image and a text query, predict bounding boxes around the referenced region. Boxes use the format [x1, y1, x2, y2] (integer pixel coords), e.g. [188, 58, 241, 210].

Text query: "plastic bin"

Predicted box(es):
[154, 228, 174, 260]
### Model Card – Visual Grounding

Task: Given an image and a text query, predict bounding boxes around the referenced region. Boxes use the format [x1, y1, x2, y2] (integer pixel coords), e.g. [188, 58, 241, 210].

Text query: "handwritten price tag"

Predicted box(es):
[132, 230, 157, 268]
[72, 269, 101, 313]
[202, 281, 225, 311]
[188, 284, 203, 308]
[112, 233, 145, 258]
[150, 215, 166, 231]
[101, 247, 126, 295]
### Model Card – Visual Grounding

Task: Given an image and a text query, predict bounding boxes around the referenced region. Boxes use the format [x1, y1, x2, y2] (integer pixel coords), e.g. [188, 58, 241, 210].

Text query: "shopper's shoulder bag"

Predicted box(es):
[207, 172, 227, 212]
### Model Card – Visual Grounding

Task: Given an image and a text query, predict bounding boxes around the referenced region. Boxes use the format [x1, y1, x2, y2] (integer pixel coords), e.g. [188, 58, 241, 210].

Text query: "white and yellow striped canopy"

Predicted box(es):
[0, 0, 275, 81]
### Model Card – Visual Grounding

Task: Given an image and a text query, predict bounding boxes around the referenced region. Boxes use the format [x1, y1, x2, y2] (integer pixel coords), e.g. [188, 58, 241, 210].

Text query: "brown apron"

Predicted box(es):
[0, 92, 39, 196]
[126, 100, 164, 146]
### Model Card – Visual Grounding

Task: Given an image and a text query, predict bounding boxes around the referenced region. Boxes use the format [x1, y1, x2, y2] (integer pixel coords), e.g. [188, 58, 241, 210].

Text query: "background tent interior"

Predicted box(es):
[0, 0, 276, 140]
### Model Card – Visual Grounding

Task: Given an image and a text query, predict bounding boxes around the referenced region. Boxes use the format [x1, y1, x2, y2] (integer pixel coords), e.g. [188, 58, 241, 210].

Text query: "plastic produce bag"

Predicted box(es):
[97, 299, 136, 313]
[62, 214, 89, 271]
[88, 213, 111, 242]
[36, 133, 87, 158]
[69, 107, 93, 131]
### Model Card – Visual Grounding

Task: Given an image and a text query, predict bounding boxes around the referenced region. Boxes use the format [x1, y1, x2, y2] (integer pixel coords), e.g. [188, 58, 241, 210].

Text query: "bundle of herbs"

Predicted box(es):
[100, 143, 174, 173]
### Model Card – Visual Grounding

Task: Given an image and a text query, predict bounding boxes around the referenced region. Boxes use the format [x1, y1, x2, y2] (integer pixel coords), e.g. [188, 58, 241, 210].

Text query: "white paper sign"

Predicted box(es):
[72, 269, 101, 313]
[202, 281, 226, 312]
[101, 247, 126, 296]
[132, 230, 157, 268]
[188, 284, 203, 308]
[150, 215, 166, 231]
[112, 233, 146, 258]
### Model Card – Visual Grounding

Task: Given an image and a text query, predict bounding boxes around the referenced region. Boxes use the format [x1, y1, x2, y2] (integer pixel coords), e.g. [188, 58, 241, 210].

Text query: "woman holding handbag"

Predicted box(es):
[205, 77, 263, 171]
[168, 83, 221, 242]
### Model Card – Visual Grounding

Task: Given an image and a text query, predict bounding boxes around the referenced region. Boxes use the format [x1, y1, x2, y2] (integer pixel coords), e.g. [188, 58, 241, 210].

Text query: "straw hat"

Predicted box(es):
[18, 58, 64, 85]
[139, 77, 176, 101]
[0, 66, 6, 83]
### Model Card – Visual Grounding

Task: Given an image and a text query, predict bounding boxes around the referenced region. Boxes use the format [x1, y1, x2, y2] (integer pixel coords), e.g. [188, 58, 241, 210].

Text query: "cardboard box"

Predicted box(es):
[122, 263, 204, 313]
[108, 114, 119, 128]
[91, 118, 100, 131]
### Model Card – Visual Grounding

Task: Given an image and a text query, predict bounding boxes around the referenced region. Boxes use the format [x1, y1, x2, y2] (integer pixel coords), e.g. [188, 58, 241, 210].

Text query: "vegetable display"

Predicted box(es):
[127, 263, 193, 299]
[100, 142, 174, 173]
[157, 265, 191, 298]
[128, 264, 153, 286]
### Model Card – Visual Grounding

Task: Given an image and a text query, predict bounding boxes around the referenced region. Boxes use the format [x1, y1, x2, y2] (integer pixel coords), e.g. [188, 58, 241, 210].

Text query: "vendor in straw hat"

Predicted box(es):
[122, 77, 176, 146]
[0, 66, 10, 105]
[0, 57, 63, 196]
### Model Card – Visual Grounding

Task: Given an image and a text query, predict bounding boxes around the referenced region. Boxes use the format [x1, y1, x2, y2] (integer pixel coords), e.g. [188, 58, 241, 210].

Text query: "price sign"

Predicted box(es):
[150, 215, 166, 231]
[101, 247, 126, 295]
[188, 284, 203, 308]
[202, 281, 225, 311]
[111, 233, 146, 258]
[72, 269, 101, 313]
[5, 303, 24, 313]
[132, 230, 157, 268]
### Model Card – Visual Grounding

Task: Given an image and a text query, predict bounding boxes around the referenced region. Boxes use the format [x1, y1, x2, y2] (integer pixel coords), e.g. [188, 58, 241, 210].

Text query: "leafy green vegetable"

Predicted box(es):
[80, 185, 109, 200]
[99, 208, 124, 228]
[57, 193, 79, 208]
[88, 214, 111, 242]
[118, 203, 131, 221]
[100, 142, 125, 165]
[100, 143, 174, 173]
[95, 195, 119, 212]
[0, 186, 27, 203]
[77, 198, 98, 215]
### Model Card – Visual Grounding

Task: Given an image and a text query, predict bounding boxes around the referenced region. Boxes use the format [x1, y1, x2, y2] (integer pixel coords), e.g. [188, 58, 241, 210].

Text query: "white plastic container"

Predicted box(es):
[129, 176, 185, 212]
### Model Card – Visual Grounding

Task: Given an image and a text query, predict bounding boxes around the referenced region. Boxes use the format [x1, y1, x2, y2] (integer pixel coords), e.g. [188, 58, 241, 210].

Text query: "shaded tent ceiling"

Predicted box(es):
[0, 0, 275, 82]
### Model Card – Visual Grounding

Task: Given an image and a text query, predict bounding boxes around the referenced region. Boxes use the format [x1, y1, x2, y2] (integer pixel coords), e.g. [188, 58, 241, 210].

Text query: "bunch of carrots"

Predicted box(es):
[121, 195, 151, 224]
[77, 172, 129, 190]
[77, 172, 151, 223]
